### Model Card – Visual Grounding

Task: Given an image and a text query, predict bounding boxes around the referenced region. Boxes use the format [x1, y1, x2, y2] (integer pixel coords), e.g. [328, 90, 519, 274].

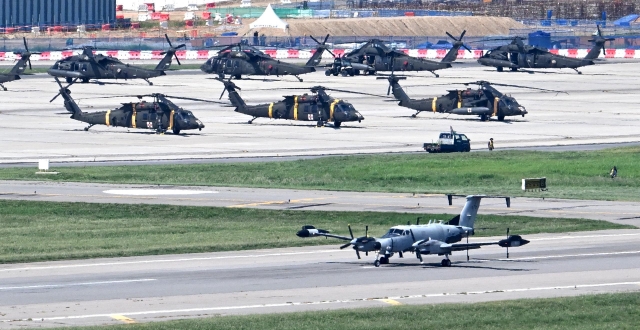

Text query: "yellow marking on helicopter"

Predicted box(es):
[131, 106, 137, 128]
[168, 110, 175, 130]
[330, 99, 340, 120]
[493, 97, 499, 117]
[457, 90, 462, 108]
[432, 97, 438, 112]
[268, 102, 274, 118]
[293, 96, 299, 120]
[105, 110, 111, 126]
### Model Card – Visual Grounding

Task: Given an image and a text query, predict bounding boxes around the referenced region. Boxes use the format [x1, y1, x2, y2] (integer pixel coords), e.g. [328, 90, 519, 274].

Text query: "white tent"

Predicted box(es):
[249, 4, 288, 31]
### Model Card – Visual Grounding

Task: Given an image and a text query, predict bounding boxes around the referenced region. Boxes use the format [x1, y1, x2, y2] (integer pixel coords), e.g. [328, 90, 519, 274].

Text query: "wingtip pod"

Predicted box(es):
[498, 235, 530, 248]
[296, 225, 329, 237]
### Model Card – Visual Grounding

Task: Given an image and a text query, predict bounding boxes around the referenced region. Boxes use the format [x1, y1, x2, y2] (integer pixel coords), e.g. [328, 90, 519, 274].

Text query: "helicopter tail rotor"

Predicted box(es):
[50, 77, 78, 103]
[446, 30, 471, 53]
[161, 34, 186, 66]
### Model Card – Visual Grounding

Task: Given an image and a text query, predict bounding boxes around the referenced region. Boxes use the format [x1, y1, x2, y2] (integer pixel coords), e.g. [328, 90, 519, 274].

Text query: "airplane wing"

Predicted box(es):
[413, 235, 529, 254]
[296, 225, 352, 241]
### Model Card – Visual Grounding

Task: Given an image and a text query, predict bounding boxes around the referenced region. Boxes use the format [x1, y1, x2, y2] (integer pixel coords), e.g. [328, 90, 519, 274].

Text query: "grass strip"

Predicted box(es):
[0, 200, 630, 264]
[1, 147, 638, 201]
[46, 292, 640, 330]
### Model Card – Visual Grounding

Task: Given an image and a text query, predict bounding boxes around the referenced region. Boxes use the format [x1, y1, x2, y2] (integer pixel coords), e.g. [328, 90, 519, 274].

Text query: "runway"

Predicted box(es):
[1, 180, 639, 226]
[1, 229, 639, 328]
[1, 62, 640, 164]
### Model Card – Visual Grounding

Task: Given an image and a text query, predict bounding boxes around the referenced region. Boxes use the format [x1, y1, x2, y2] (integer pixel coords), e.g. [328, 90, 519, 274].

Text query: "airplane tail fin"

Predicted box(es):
[447, 195, 511, 229]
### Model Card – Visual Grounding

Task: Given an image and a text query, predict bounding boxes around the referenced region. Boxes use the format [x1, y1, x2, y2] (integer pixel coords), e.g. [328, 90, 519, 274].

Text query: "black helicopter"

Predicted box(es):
[50, 77, 210, 134]
[216, 78, 372, 127]
[47, 34, 185, 85]
[200, 35, 331, 82]
[0, 37, 38, 91]
[335, 31, 471, 77]
[381, 75, 562, 121]
[478, 25, 614, 74]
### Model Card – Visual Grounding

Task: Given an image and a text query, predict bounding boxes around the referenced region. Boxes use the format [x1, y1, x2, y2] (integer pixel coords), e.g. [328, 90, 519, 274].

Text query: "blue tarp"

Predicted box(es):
[613, 14, 639, 26]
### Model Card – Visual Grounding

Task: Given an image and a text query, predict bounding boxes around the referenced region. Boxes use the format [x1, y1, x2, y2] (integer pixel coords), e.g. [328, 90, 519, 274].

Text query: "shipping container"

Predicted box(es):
[0, 0, 115, 28]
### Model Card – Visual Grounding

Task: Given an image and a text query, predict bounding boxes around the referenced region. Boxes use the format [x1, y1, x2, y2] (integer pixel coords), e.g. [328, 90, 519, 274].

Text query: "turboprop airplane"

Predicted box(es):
[296, 195, 529, 267]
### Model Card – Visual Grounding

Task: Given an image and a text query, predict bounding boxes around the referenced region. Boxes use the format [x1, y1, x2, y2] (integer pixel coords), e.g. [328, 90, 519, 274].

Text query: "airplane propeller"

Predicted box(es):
[446, 30, 472, 53]
[339, 224, 372, 260]
[160, 34, 186, 66]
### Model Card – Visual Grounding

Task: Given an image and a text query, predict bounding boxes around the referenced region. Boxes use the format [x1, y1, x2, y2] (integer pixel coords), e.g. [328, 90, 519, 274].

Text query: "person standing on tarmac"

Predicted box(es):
[488, 138, 494, 151]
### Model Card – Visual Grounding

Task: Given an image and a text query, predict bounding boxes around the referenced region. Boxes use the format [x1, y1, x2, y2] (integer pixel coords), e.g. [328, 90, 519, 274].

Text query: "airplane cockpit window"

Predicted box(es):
[382, 228, 405, 238]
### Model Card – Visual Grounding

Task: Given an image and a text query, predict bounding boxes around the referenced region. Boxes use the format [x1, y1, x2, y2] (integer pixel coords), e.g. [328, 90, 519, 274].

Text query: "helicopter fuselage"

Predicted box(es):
[201, 55, 315, 78]
[48, 56, 164, 82]
[236, 94, 364, 125]
[68, 101, 204, 133]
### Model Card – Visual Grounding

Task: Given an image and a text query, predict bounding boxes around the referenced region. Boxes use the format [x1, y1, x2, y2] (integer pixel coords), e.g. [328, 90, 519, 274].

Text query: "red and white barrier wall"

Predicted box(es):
[0, 48, 638, 61]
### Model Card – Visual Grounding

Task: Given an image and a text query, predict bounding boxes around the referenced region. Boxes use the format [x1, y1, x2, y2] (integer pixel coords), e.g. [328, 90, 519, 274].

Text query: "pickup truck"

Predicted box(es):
[423, 132, 471, 153]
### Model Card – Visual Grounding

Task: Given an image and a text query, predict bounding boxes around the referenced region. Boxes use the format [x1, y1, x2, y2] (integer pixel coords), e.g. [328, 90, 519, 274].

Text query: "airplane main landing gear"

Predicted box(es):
[374, 256, 390, 267]
[441, 255, 451, 267]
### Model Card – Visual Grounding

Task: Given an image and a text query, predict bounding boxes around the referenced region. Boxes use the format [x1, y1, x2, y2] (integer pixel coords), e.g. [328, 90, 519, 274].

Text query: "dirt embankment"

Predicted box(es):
[236, 16, 527, 37]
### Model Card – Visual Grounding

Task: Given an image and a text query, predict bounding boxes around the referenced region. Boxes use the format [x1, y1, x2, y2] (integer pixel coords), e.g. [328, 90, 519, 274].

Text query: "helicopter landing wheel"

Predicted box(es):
[0, 86, 6, 91]
[81, 78, 90, 83]
[316, 120, 324, 127]
[66, 77, 73, 84]
[441, 259, 451, 267]
[480, 115, 488, 122]
[173, 129, 180, 135]
[498, 115, 505, 121]
[497, 67, 503, 72]
[333, 121, 341, 128]
[411, 114, 417, 118]
[332, 72, 338, 76]
[83, 124, 94, 131]
[374, 260, 381, 267]
[325, 70, 331, 76]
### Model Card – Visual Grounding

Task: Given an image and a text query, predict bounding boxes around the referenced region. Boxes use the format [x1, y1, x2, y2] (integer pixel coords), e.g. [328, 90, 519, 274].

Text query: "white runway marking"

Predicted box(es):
[0, 279, 156, 290]
[3, 281, 639, 323]
[533, 233, 640, 241]
[103, 189, 218, 196]
[0, 250, 338, 272]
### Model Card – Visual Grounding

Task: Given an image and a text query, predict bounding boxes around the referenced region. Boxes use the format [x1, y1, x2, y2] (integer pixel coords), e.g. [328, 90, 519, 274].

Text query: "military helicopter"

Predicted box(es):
[478, 25, 614, 74]
[381, 75, 565, 121]
[200, 34, 331, 82]
[50, 77, 211, 134]
[336, 31, 471, 77]
[0, 37, 38, 91]
[297, 195, 529, 267]
[217, 78, 371, 127]
[47, 34, 185, 85]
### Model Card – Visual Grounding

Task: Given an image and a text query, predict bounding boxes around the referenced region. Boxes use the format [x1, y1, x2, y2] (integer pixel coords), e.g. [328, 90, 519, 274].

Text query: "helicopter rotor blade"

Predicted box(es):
[165, 33, 173, 49]
[463, 44, 472, 53]
[309, 35, 320, 45]
[465, 81, 567, 94]
[460, 29, 466, 40]
[163, 95, 227, 104]
[446, 31, 457, 41]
